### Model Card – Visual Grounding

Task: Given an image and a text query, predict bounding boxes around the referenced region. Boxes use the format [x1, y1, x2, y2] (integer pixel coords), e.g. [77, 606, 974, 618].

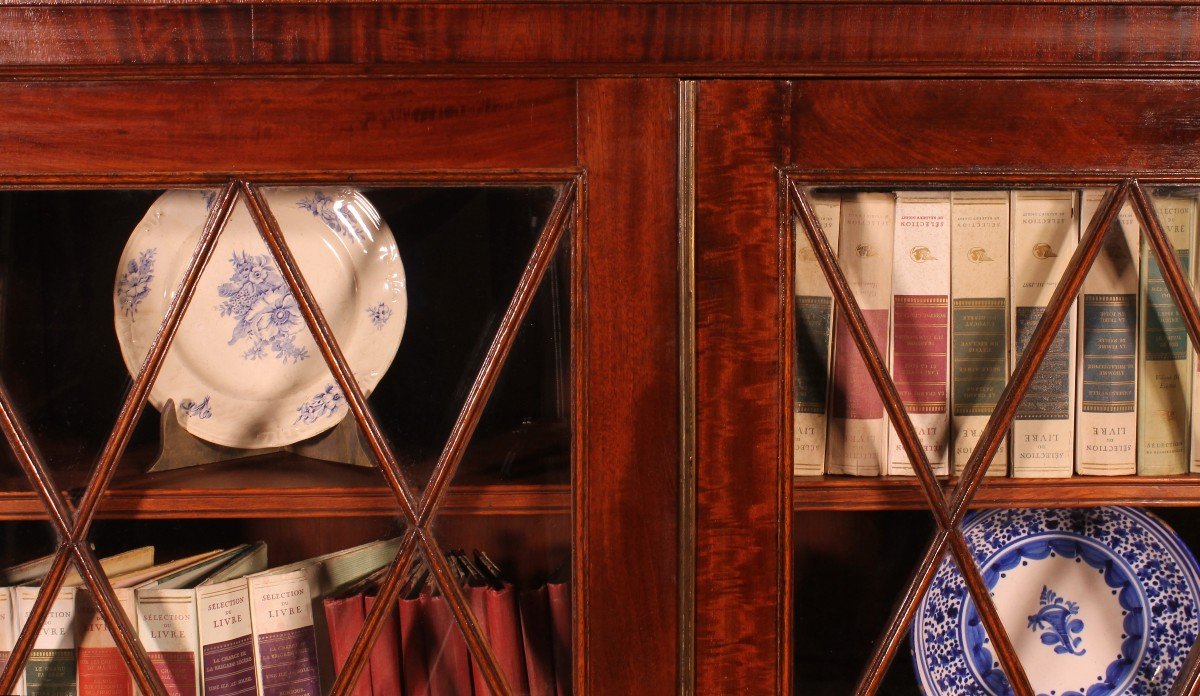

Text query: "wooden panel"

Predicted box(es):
[794, 476, 1200, 511]
[0, 79, 576, 177]
[578, 79, 680, 696]
[3, 5, 1200, 75]
[791, 80, 1200, 174]
[694, 80, 789, 696]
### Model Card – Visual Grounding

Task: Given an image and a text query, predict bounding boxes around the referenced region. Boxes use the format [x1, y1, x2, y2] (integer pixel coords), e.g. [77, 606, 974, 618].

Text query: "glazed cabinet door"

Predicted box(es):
[0, 77, 679, 696]
[693, 79, 1200, 695]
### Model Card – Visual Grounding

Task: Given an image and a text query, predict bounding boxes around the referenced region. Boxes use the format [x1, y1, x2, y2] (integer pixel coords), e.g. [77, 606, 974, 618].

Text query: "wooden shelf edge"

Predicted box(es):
[793, 474, 1200, 511]
[0, 484, 571, 520]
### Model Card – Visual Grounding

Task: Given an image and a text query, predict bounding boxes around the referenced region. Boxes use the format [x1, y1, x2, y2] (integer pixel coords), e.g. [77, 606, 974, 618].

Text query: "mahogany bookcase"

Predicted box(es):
[3, 3, 1200, 696]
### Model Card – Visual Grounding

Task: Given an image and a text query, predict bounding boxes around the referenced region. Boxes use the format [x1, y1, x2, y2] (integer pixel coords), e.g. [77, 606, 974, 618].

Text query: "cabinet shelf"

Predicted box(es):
[0, 454, 569, 520]
[793, 474, 1200, 511]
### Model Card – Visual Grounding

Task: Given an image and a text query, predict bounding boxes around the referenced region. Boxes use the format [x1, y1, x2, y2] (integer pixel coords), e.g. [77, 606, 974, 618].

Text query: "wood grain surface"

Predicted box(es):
[694, 80, 790, 696]
[578, 78, 681, 696]
[4, 5, 1200, 76]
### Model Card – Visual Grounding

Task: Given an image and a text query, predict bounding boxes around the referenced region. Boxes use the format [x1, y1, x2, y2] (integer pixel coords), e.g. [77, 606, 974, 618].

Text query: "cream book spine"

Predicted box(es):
[1076, 190, 1140, 475]
[827, 192, 895, 476]
[1010, 190, 1079, 477]
[197, 543, 267, 696]
[15, 586, 76, 696]
[793, 194, 841, 475]
[135, 589, 202, 696]
[0, 589, 15, 696]
[1139, 196, 1196, 475]
[950, 191, 1010, 477]
[887, 191, 951, 476]
[247, 570, 320, 696]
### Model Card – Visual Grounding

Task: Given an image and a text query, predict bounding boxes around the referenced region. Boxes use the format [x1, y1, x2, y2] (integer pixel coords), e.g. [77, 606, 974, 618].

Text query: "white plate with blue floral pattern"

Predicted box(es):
[912, 507, 1200, 696]
[114, 187, 406, 448]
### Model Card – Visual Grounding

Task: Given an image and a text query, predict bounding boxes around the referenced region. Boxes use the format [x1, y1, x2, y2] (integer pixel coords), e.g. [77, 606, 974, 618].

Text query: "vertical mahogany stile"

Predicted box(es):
[790, 185, 1034, 696]
[847, 183, 1128, 695]
[578, 79, 681, 696]
[694, 80, 788, 695]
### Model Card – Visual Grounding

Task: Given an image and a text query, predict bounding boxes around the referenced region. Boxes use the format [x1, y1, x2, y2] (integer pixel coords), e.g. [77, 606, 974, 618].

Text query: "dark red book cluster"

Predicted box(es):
[324, 552, 571, 696]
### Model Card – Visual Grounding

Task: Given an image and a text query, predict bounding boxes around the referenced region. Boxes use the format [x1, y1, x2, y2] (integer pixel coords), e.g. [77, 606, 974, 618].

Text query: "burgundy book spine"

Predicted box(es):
[467, 585, 490, 695]
[519, 587, 556, 696]
[363, 593, 403, 696]
[421, 594, 473, 696]
[546, 582, 572, 696]
[323, 594, 374, 696]
[398, 596, 430, 696]
[485, 585, 530, 693]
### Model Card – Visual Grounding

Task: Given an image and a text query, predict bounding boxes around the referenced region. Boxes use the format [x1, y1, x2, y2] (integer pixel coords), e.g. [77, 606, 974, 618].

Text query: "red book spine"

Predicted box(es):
[363, 593, 403, 696]
[466, 585, 490, 695]
[546, 582, 572, 696]
[77, 647, 134, 696]
[519, 587, 556, 696]
[398, 596, 430, 696]
[323, 594, 374, 696]
[422, 594, 473, 696]
[484, 585, 530, 693]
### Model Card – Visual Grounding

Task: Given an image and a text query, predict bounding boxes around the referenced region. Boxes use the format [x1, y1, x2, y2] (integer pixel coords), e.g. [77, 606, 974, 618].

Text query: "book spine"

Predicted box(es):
[1010, 191, 1079, 477]
[136, 589, 201, 696]
[1139, 196, 1196, 475]
[0, 589, 14, 695]
[887, 191, 951, 476]
[466, 585, 491, 695]
[484, 585, 531, 693]
[793, 194, 841, 475]
[196, 579, 258, 696]
[950, 191, 1011, 477]
[1076, 190, 1140, 475]
[247, 571, 319, 696]
[519, 587, 556, 696]
[421, 594, 473, 696]
[362, 593, 402, 696]
[321, 595, 371, 696]
[827, 192, 895, 476]
[17, 587, 76, 696]
[546, 582, 572, 696]
[76, 589, 135, 696]
[397, 596, 430, 696]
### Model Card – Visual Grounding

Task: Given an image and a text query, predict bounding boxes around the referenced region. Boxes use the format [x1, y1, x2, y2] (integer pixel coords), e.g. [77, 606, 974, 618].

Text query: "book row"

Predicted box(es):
[793, 189, 1199, 478]
[0, 540, 569, 695]
[326, 549, 570, 696]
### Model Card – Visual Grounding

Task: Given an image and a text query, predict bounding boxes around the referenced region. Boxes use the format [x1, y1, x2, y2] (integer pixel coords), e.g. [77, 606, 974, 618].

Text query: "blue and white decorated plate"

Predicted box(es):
[114, 187, 407, 449]
[912, 507, 1200, 696]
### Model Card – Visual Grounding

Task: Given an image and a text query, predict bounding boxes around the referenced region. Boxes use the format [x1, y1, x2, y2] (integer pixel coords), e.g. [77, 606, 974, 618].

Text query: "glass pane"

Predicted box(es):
[790, 184, 1200, 694]
[0, 183, 573, 695]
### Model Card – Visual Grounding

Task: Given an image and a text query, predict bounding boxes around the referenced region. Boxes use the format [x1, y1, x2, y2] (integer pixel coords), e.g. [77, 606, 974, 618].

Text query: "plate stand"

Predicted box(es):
[148, 400, 375, 472]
